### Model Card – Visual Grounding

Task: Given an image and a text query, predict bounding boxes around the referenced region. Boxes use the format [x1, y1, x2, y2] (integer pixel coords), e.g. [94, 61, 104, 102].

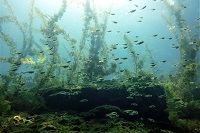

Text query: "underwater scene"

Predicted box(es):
[0, 0, 200, 132]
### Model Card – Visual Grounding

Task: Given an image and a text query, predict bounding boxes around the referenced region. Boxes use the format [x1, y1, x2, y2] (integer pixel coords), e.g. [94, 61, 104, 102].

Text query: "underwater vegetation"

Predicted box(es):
[0, 0, 199, 132]
[163, 0, 200, 132]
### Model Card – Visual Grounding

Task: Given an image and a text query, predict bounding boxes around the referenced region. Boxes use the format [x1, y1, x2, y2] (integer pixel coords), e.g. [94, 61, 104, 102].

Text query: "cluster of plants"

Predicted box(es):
[163, 0, 200, 132]
[0, 0, 199, 132]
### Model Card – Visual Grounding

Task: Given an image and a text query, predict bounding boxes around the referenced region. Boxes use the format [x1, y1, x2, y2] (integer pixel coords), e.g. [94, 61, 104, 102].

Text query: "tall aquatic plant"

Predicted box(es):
[123, 35, 146, 77]
[81, 0, 116, 82]
[163, 0, 200, 131]
[0, 0, 49, 113]
[0, 0, 35, 89]
[36, 0, 67, 88]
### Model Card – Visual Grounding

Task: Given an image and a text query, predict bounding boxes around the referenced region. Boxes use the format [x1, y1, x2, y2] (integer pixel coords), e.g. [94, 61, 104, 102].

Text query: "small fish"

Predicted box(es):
[59, 64, 69, 68]
[131, 103, 138, 106]
[98, 77, 104, 81]
[95, 29, 100, 32]
[145, 94, 153, 98]
[79, 99, 88, 103]
[172, 46, 179, 49]
[106, 112, 119, 119]
[189, 82, 195, 85]
[49, 75, 55, 78]
[148, 118, 155, 122]
[107, 30, 112, 32]
[40, 71, 45, 74]
[120, 57, 128, 60]
[148, 105, 155, 108]
[158, 95, 166, 99]
[86, 16, 92, 19]
[160, 37, 165, 39]
[140, 6, 146, 10]
[49, 91, 68, 97]
[124, 110, 138, 116]
[20, 82, 25, 86]
[111, 21, 118, 24]
[194, 25, 199, 28]
[52, 39, 57, 42]
[14, 62, 21, 66]
[22, 70, 34, 74]
[126, 31, 131, 33]
[86, 60, 92, 63]
[119, 70, 125, 72]
[126, 96, 133, 99]
[110, 13, 115, 15]
[49, 47, 54, 50]
[137, 41, 144, 45]
[128, 9, 136, 13]
[161, 60, 167, 63]
[174, 98, 181, 102]
[150, 63, 156, 67]
[99, 58, 107, 63]
[151, 34, 158, 37]
[15, 52, 22, 55]
[181, 28, 189, 31]
[10, 67, 18, 72]
[113, 58, 119, 60]
[151, 9, 156, 11]
[138, 75, 143, 78]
